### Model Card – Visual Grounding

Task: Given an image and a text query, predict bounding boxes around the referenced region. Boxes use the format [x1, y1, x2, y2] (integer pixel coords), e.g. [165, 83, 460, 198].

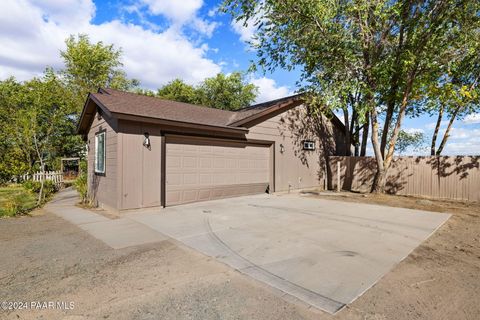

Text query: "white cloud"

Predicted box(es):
[403, 128, 425, 134]
[207, 5, 220, 17]
[231, 18, 257, 42]
[137, 0, 218, 37]
[442, 140, 480, 155]
[425, 120, 449, 130]
[250, 77, 292, 103]
[463, 113, 480, 124]
[0, 0, 221, 88]
[140, 0, 203, 23]
[449, 127, 480, 140]
[433, 127, 480, 155]
[231, 9, 265, 43]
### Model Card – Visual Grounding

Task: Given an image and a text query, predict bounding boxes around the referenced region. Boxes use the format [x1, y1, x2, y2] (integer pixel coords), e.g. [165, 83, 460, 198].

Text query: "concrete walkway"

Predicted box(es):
[46, 189, 450, 314]
[45, 189, 167, 249]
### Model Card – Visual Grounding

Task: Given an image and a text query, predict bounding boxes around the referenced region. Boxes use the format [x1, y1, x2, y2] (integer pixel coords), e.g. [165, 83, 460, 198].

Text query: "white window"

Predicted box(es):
[303, 140, 315, 150]
[95, 131, 106, 174]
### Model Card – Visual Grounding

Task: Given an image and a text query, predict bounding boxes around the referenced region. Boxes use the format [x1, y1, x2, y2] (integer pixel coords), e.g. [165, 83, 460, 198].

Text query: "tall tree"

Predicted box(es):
[154, 72, 258, 111]
[223, 0, 480, 192]
[0, 70, 80, 180]
[61, 34, 139, 110]
[427, 36, 480, 156]
[157, 79, 198, 104]
[197, 72, 258, 110]
[0, 78, 28, 182]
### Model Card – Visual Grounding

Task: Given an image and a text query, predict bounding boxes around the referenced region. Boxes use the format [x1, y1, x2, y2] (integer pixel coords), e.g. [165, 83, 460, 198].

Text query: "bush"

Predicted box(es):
[23, 180, 58, 200]
[74, 161, 88, 204]
[0, 185, 37, 217]
[3, 195, 22, 217]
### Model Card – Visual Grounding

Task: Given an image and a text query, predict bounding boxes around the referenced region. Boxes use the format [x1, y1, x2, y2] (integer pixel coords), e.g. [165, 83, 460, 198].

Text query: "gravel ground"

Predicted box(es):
[0, 194, 479, 320]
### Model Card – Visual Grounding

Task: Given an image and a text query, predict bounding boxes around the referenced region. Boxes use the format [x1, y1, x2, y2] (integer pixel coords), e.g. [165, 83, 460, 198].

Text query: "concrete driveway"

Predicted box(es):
[125, 193, 450, 314]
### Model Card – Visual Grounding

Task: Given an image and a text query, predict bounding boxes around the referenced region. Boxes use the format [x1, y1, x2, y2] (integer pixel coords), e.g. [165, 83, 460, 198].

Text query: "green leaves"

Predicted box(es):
[196, 72, 258, 110]
[61, 34, 139, 112]
[157, 79, 198, 104]
[155, 72, 258, 110]
[0, 72, 82, 181]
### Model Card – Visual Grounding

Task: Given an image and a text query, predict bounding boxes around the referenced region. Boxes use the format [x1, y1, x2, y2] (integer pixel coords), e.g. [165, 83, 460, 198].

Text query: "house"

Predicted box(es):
[77, 88, 348, 211]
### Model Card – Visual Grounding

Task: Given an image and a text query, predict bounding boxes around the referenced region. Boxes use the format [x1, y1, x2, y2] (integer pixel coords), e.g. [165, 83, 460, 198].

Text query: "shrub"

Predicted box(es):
[23, 180, 58, 200]
[3, 196, 21, 217]
[74, 161, 88, 204]
[0, 185, 37, 217]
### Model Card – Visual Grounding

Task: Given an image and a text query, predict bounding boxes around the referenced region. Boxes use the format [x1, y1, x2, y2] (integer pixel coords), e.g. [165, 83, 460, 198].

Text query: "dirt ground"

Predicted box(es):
[0, 193, 479, 320]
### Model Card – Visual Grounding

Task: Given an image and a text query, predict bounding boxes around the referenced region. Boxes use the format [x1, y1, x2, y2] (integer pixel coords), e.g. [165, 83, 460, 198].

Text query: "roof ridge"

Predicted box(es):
[101, 87, 236, 115]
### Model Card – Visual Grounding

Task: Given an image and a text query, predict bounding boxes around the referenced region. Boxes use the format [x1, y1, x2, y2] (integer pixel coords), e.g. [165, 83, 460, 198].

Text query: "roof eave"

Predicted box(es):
[228, 96, 305, 127]
[76, 94, 114, 139]
[113, 112, 249, 135]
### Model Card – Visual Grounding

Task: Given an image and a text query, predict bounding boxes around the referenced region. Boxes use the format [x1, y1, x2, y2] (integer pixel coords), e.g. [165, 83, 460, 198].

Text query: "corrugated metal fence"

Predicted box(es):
[329, 156, 480, 202]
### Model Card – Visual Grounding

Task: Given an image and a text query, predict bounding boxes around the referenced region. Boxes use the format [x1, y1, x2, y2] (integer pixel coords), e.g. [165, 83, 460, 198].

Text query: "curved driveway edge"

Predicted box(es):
[125, 193, 450, 314]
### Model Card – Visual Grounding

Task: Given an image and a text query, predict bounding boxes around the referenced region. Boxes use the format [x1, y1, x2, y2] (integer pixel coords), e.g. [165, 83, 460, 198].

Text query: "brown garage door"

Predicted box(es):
[166, 138, 271, 206]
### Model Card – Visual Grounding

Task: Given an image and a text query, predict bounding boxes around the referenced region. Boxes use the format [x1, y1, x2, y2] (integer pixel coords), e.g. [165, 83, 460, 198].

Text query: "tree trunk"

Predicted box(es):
[360, 113, 370, 157]
[436, 106, 460, 156]
[370, 107, 386, 193]
[380, 3, 408, 157]
[350, 109, 359, 156]
[372, 167, 387, 193]
[384, 68, 416, 170]
[380, 100, 395, 158]
[343, 108, 351, 156]
[360, 113, 369, 156]
[431, 104, 444, 155]
[33, 133, 44, 206]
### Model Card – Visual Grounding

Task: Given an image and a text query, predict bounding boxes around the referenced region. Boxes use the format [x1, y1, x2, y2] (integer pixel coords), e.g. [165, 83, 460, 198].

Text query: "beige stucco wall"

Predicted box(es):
[246, 105, 346, 192]
[87, 112, 119, 210]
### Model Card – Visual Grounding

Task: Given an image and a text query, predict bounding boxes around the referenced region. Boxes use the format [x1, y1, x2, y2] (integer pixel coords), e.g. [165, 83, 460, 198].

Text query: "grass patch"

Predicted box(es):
[0, 185, 38, 217]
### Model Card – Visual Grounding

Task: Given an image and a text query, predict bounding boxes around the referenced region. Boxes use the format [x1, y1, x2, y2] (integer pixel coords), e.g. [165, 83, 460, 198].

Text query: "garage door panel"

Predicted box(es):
[166, 141, 270, 206]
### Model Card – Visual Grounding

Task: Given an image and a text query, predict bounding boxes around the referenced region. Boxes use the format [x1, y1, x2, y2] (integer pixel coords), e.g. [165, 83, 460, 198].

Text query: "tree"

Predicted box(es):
[0, 70, 81, 180]
[157, 79, 197, 104]
[396, 130, 426, 154]
[223, 0, 480, 192]
[1, 34, 141, 184]
[0, 78, 28, 182]
[61, 34, 139, 110]
[427, 36, 480, 156]
[196, 72, 258, 110]
[154, 72, 258, 111]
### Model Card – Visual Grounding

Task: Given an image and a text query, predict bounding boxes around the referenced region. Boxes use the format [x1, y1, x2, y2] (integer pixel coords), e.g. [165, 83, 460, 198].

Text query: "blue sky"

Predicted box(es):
[0, 0, 478, 155]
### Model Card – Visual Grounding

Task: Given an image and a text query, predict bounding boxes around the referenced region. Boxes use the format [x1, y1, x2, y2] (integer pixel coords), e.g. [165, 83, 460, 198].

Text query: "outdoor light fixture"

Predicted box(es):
[303, 140, 315, 150]
[280, 143, 285, 153]
[143, 132, 151, 149]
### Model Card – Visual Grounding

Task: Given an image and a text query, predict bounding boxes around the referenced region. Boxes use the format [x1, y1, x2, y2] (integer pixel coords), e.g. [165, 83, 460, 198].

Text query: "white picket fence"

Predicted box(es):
[22, 171, 64, 187]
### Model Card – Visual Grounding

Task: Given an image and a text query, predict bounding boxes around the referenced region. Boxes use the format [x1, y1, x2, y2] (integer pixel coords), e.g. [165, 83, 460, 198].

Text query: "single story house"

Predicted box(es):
[77, 88, 348, 211]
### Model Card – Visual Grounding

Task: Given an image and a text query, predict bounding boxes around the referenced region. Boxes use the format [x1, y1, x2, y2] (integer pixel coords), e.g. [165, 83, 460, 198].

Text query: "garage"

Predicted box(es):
[78, 89, 348, 211]
[165, 136, 272, 206]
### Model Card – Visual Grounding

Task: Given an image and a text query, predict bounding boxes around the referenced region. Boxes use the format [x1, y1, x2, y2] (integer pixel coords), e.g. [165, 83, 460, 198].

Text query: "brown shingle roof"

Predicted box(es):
[86, 88, 304, 129]
[78, 88, 346, 137]
[227, 93, 304, 126]
[92, 88, 235, 127]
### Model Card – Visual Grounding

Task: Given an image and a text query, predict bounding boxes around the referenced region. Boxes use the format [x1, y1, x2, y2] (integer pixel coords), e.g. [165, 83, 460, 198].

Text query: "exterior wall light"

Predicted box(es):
[279, 143, 285, 154]
[303, 140, 315, 150]
[143, 132, 151, 149]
